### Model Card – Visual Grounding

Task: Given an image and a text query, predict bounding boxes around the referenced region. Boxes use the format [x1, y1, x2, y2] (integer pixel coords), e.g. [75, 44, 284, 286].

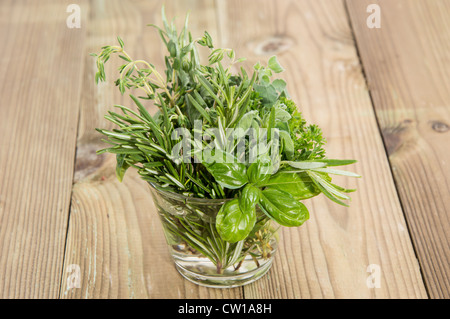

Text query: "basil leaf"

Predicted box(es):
[216, 199, 256, 243]
[247, 154, 273, 185]
[239, 184, 261, 213]
[205, 161, 248, 189]
[263, 171, 320, 200]
[259, 188, 309, 227]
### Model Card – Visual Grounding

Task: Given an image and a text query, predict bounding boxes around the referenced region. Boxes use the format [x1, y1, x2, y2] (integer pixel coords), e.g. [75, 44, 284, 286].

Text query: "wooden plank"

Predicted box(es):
[0, 1, 86, 298]
[216, 0, 427, 298]
[60, 0, 242, 298]
[346, 0, 450, 298]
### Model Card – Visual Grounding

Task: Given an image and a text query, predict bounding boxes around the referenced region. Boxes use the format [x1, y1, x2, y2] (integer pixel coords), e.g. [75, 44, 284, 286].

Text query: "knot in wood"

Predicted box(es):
[430, 120, 449, 133]
[253, 36, 293, 55]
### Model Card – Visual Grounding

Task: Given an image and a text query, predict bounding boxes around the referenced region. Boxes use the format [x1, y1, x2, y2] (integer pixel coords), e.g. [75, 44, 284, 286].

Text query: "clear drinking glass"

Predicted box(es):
[148, 183, 279, 288]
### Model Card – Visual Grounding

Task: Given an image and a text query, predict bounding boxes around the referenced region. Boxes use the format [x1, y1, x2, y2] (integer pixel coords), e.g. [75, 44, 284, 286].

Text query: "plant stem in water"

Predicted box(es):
[216, 262, 223, 274]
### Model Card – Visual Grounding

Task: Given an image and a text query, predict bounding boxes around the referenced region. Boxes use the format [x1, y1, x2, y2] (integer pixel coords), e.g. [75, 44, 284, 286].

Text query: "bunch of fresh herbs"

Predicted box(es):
[93, 9, 359, 266]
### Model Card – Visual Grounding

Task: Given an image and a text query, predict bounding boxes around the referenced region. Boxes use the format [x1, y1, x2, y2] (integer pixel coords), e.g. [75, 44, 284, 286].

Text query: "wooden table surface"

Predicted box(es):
[0, 0, 448, 299]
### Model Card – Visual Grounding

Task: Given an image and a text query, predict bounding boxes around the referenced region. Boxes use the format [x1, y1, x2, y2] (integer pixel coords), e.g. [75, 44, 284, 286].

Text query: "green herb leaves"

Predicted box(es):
[205, 161, 248, 190]
[268, 56, 285, 73]
[210, 157, 266, 242]
[115, 154, 130, 182]
[247, 154, 272, 185]
[93, 9, 360, 249]
[259, 188, 309, 227]
[283, 158, 360, 207]
[216, 198, 256, 243]
[214, 154, 314, 241]
[263, 171, 320, 200]
[239, 184, 260, 212]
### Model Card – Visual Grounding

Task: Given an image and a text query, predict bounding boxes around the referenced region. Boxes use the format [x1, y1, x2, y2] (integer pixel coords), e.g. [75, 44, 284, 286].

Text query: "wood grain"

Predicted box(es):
[1, 0, 440, 299]
[217, 0, 427, 298]
[346, 0, 450, 299]
[60, 0, 242, 299]
[0, 0, 86, 298]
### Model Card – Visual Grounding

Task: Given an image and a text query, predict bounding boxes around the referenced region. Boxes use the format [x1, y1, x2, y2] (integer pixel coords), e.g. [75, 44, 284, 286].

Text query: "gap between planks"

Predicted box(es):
[342, 0, 430, 298]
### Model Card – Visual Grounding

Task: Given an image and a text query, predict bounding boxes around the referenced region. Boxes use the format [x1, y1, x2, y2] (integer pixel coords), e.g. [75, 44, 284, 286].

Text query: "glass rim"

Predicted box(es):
[148, 182, 231, 205]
